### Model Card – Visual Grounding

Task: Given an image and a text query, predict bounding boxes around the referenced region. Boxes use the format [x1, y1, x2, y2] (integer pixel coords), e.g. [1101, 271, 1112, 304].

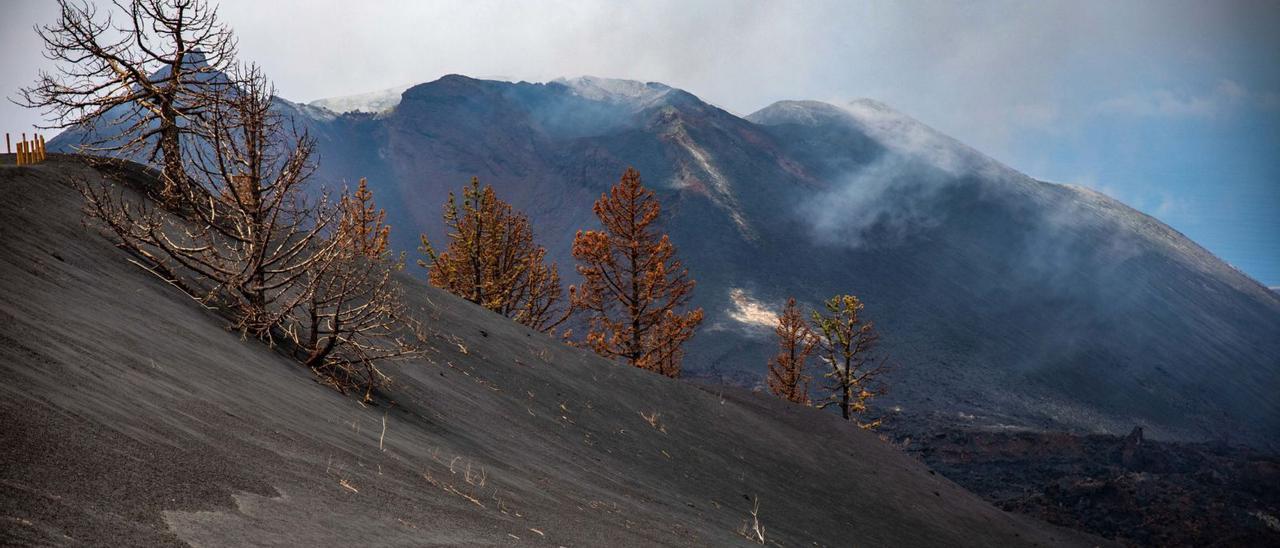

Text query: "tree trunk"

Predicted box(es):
[470, 211, 484, 305]
[841, 380, 851, 420]
[305, 330, 340, 370]
[157, 96, 183, 200]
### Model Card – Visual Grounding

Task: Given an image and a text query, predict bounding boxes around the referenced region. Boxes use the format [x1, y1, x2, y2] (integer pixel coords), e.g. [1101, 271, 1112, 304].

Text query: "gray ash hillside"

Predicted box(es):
[0, 156, 1103, 546]
[50, 75, 1280, 449]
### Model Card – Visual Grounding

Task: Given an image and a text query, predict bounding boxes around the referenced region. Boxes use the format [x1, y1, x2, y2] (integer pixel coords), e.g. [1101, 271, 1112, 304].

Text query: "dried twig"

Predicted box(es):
[737, 495, 766, 544]
[639, 410, 667, 433]
[379, 412, 387, 451]
[125, 258, 216, 309]
[339, 478, 358, 494]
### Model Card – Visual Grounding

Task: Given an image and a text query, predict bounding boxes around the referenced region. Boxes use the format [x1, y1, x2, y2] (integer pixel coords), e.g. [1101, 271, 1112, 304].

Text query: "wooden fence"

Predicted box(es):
[6, 132, 48, 166]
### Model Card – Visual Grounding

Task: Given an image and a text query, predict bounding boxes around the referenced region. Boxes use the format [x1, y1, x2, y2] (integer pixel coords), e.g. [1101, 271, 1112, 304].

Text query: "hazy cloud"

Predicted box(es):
[5, 0, 1278, 150]
[1096, 80, 1280, 119]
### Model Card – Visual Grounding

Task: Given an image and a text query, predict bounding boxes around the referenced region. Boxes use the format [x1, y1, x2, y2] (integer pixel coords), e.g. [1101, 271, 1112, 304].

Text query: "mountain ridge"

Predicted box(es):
[48, 73, 1280, 449]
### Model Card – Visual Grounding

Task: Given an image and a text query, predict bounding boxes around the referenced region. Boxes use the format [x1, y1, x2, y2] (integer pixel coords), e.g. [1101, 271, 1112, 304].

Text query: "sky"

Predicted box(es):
[2, 0, 1277, 287]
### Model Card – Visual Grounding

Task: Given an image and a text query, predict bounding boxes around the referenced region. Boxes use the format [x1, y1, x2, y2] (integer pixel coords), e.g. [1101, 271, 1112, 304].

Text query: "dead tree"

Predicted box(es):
[61, 26, 419, 400]
[19, 0, 238, 196]
[810, 294, 889, 428]
[767, 297, 815, 404]
[81, 64, 334, 339]
[182, 64, 337, 334]
[289, 181, 421, 401]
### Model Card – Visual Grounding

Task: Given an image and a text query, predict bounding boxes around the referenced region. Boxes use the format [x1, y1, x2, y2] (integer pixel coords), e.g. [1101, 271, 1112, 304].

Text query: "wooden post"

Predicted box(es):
[39, 135, 47, 161]
[5, 133, 10, 154]
[16, 142, 24, 166]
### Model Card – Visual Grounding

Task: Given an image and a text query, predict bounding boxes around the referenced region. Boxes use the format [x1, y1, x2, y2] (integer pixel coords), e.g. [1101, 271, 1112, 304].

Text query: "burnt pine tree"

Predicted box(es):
[419, 177, 567, 333]
[78, 62, 418, 397]
[571, 167, 704, 378]
[81, 63, 331, 338]
[20, 0, 239, 197]
[767, 297, 816, 404]
[811, 294, 889, 428]
[290, 178, 420, 401]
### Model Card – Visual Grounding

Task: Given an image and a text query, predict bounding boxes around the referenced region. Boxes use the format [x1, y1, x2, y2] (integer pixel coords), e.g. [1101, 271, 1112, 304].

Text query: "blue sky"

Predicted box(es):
[1012, 84, 1280, 287]
[2, 0, 1277, 286]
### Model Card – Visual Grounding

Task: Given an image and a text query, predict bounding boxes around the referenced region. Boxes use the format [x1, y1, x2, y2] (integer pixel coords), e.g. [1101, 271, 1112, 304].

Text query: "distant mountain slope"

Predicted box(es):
[0, 157, 1100, 546]
[309, 84, 414, 115]
[48, 75, 1280, 449]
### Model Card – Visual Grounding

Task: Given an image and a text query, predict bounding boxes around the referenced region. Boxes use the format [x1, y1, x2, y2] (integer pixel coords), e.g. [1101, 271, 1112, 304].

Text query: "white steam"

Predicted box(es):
[801, 155, 949, 249]
[799, 99, 1034, 250]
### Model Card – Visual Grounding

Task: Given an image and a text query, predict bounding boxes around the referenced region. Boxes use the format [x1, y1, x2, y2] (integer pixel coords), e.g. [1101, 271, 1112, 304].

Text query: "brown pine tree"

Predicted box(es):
[419, 177, 567, 332]
[338, 178, 391, 259]
[570, 167, 704, 378]
[767, 298, 815, 404]
[810, 294, 889, 428]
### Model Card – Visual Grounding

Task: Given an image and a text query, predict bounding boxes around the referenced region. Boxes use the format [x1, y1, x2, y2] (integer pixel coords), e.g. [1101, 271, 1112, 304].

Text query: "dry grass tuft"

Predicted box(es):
[420, 450, 496, 511]
[639, 410, 667, 433]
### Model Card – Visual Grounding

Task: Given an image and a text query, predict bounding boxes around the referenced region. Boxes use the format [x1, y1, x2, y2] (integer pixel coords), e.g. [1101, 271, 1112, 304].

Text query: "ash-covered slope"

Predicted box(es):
[745, 100, 1280, 445]
[49, 75, 1280, 449]
[0, 158, 1098, 546]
